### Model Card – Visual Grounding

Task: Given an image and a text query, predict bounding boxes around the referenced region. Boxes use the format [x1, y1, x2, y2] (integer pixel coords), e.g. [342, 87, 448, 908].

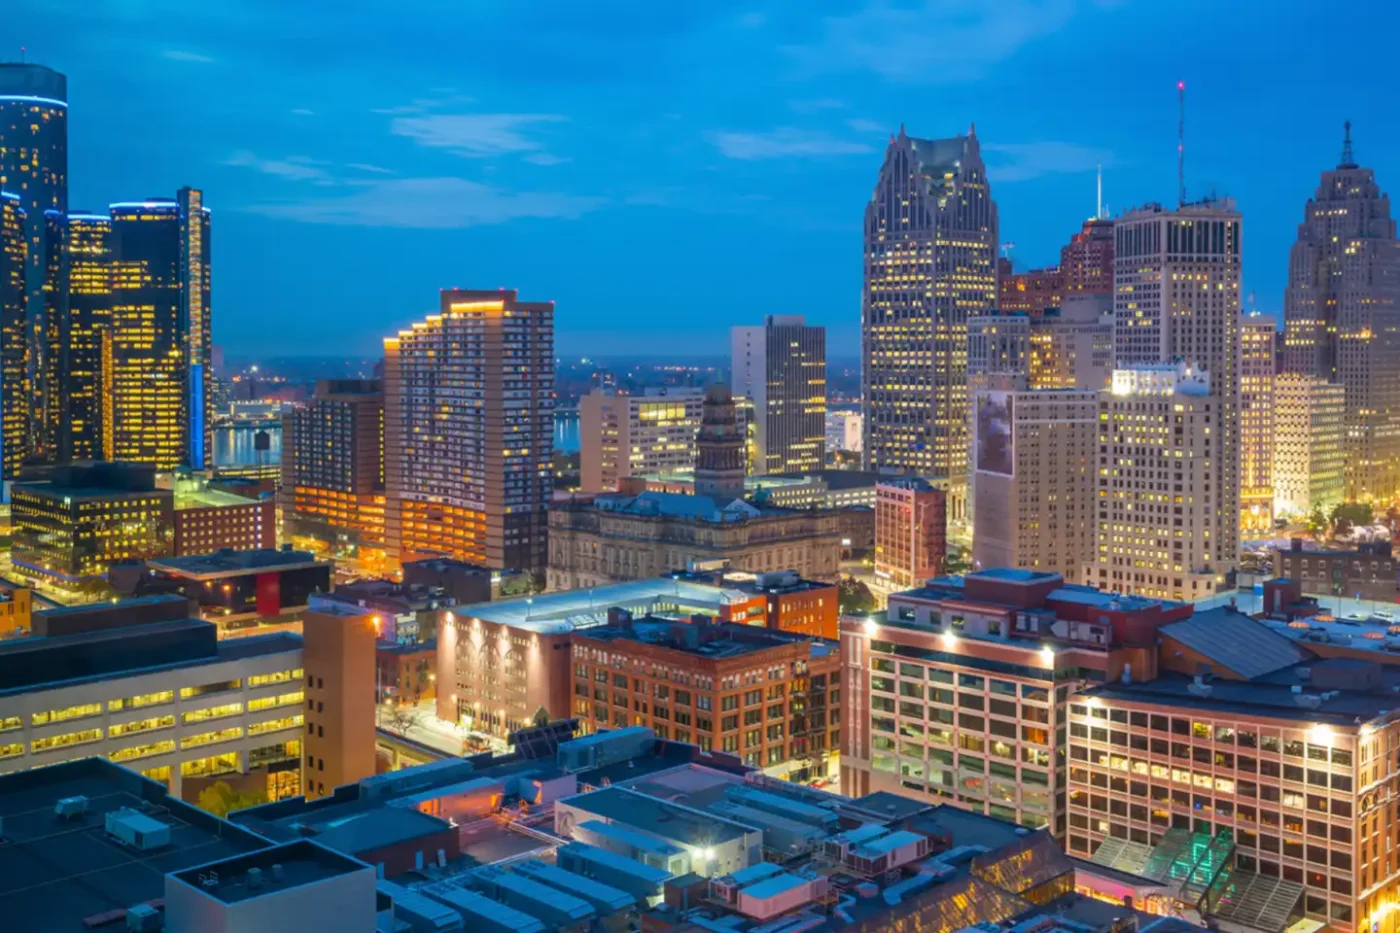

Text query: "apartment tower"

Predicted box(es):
[862, 126, 998, 520]
[384, 289, 553, 573]
[731, 316, 826, 475]
[281, 379, 385, 548]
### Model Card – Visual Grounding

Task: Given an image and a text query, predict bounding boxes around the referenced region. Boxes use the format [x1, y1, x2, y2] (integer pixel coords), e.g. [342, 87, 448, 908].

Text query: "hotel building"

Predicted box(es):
[1273, 374, 1346, 519]
[841, 568, 1192, 834]
[731, 315, 827, 475]
[384, 289, 553, 573]
[862, 127, 998, 520]
[1239, 315, 1278, 534]
[1086, 365, 1228, 603]
[874, 478, 946, 590]
[281, 378, 385, 549]
[570, 615, 840, 780]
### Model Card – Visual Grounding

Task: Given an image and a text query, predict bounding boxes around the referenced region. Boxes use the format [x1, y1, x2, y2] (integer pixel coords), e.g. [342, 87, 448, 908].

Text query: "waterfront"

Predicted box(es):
[555, 409, 580, 453]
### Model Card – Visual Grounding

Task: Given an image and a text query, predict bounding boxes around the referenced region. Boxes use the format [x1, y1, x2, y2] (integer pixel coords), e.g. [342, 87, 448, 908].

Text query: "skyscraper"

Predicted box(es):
[0, 193, 26, 480]
[1239, 314, 1278, 534]
[0, 63, 67, 464]
[1282, 125, 1400, 502]
[731, 315, 826, 475]
[1059, 217, 1115, 294]
[1113, 200, 1242, 582]
[62, 212, 114, 460]
[384, 289, 553, 573]
[108, 190, 211, 471]
[281, 379, 385, 549]
[862, 127, 998, 520]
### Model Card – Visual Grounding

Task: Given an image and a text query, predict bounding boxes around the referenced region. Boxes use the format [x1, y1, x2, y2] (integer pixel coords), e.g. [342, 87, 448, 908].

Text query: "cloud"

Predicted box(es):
[223, 151, 332, 182]
[524, 153, 572, 166]
[709, 128, 874, 160]
[163, 49, 215, 63]
[789, 0, 1090, 82]
[245, 177, 604, 229]
[390, 113, 567, 159]
[846, 118, 887, 134]
[347, 163, 396, 175]
[290, 108, 316, 117]
[981, 141, 1114, 182]
[789, 98, 847, 114]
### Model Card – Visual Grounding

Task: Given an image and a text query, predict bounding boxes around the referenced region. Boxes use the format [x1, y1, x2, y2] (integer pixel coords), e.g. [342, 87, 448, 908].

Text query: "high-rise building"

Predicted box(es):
[108, 190, 211, 471]
[62, 212, 114, 460]
[1239, 314, 1278, 534]
[1027, 295, 1115, 391]
[874, 478, 946, 590]
[384, 289, 553, 573]
[1059, 217, 1115, 295]
[863, 127, 998, 520]
[0, 192, 26, 481]
[971, 388, 1099, 583]
[1086, 366, 1227, 602]
[1282, 126, 1400, 502]
[997, 258, 1064, 316]
[1273, 373, 1346, 519]
[0, 63, 67, 464]
[1113, 200, 1242, 580]
[579, 386, 706, 492]
[731, 315, 826, 475]
[281, 379, 385, 549]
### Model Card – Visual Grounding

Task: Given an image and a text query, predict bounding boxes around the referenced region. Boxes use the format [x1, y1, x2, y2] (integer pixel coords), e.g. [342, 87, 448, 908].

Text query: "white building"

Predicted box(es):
[1273, 374, 1346, 519]
[579, 387, 707, 493]
[824, 410, 863, 454]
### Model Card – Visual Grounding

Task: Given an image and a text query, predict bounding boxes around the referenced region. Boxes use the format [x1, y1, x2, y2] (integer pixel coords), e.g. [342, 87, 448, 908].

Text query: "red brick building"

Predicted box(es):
[875, 478, 947, 589]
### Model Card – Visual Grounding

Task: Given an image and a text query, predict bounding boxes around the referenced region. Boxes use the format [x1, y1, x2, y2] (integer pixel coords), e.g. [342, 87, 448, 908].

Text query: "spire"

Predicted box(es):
[898, 122, 906, 139]
[968, 121, 977, 138]
[1340, 120, 1356, 168]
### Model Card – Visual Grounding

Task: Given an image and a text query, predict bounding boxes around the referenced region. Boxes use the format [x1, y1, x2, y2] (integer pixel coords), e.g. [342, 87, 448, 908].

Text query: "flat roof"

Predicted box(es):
[0, 759, 271, 931]
[576, 618, 831, 660]
[146, 548, 327, 579]
[457, 577, 749, 635]
[741, 872, 808, 900]
[174, 486, 262, 510]
[170, 839, 370, 904]
[564, 786, 753, 847]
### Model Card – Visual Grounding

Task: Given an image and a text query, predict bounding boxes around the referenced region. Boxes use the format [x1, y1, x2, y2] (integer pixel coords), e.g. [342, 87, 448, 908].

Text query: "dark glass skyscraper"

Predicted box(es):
[0, 193, 26, 481]
[64, 212, 114, 460]
[109, 190, 211, 471]
[0, 63, 68, 463]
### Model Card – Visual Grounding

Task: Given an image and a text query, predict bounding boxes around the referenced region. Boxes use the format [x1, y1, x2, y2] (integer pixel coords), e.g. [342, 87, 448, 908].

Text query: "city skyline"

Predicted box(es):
[11, 0, 1400, 357]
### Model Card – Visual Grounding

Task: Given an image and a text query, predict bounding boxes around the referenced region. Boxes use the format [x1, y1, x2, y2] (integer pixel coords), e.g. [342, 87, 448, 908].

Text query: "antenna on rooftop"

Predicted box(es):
[1340, 120, 1356, 168]
[1177, 81, 1186, 208]
[1096, 165, 1104, 220]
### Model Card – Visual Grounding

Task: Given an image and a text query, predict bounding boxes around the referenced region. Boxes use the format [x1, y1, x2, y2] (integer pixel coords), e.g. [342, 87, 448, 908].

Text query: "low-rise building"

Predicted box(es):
[0, 583, 32, 637]
[145, 547, 333, 634]
[571, 615, 840, 781]
[375, 640, 436, 706]
[173, 474, 275, 557]
[874, 478, 946, 590]
[1274, 538, 1397, 601]
[313, 578, 455, 645]
[625, 469, 883, 510]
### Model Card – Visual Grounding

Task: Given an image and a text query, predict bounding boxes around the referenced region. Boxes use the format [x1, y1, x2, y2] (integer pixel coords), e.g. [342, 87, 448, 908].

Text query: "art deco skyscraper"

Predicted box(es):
[108, 189, 211, 471]
[0, 193, 26, 480]
[862, 126, 997, 520]
[0, 63, 67, 463]
[1112, 200, 1242, 582]
[1238, 314, 1277, 534]
[731, 315, 826, 475]
[384, 289, 553, 573]
[1282, 125, 1400, 501]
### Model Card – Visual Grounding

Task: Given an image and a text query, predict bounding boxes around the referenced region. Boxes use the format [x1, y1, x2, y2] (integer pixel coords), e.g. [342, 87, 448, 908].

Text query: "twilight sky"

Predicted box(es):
[13, 0, 1400, 358]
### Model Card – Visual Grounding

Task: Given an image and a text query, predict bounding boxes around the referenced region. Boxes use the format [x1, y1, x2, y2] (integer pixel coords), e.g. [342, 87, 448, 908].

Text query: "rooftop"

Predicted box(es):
[1159, 607, 1311, 679]
[168, 839, 370, 905]
[575, 617, 834, 660]
[562, 785, 754, 847]
[146, 547, 327, 580]
[455, 576, 751, 635]
[174, 485, 262, 510]
[0, 759, 270, 931]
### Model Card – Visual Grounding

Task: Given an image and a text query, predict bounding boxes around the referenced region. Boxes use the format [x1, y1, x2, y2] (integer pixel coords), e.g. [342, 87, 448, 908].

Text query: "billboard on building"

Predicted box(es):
[976, 391, 1014, 476]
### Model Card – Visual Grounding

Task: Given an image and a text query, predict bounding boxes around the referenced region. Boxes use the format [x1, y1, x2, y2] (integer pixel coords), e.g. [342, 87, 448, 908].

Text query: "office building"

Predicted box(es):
[301, 605, 378, 800]
[731, 316, 826, 475]
[61, 211, 114, 460]
[1068, 608, 1400, 933]
[0, 192, 25, 480]
[863, 127, 998, 521]
[1086, 366, 1227, 603]
[1283, 126, 1400, 501]
[0, 597, 304, 801]
[400, 557, 496, 607]
[1114, 201, 1242, 580]
[144, 548, 333, 632]
[1240, 314, 1278, 534]
[971, 388, 1099, 583]
[173, 474, 274, 557]
[314, 577, 455, 646]
[824, 409, 862, 453]
[1027, 295, 1115, 391]
[572, 615, 840, 780]
[280, 378, 385, 549]
[843, 569, 1193, 834]
[998, 258, 1064, 316]
[874, 478, 946, 590]
[1060, 217, 1115, 295]
[579, 386, 706, 492]
[1274, 537, 1396, 601]
[968, 314, 1031, 393]
[108, 189, 211, 471]
[628, 468, 883, 511]
[11, 461, 174, 586]
[1273, 374, 1346, 519]
[0, 62, 67, 467]
[384, 289, 553, 572]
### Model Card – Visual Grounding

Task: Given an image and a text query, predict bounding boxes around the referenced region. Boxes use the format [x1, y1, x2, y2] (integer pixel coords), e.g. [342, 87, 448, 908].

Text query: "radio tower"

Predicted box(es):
[1177, 80, 1186, 207]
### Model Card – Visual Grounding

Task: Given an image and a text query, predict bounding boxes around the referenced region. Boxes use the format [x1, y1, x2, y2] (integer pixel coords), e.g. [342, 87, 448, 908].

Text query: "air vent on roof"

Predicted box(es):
[55, 796, 89, 820]
[125, 904, 162, 932]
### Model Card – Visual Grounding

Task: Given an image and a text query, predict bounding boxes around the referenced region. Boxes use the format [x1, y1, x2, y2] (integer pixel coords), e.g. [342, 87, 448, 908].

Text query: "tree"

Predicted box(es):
[531, 706, 551, 729]
[1306, 506, 1328, 539]
[499, 571, 541, 598]
[945, 545, 972, 576]
[1331, 502, 1374, 537]
[377, 704, 424, 736]
[196, 781, 265, 818]
[837, 577, 876, 616]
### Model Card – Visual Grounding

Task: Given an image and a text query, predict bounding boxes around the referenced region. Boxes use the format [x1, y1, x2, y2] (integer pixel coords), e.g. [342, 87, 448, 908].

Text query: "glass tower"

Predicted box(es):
[0, 193, 26, 480]
[64, 212, 115, 460]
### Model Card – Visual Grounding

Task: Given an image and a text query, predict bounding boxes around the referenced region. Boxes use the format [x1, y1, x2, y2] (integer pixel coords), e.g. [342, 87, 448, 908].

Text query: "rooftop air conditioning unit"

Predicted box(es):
[126, 903, 162, 932]
[55, 796, 89, 819]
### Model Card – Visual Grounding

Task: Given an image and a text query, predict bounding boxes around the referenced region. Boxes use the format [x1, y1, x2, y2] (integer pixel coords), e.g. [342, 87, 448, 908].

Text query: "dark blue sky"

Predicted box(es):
[15, 0, 1399, 358]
